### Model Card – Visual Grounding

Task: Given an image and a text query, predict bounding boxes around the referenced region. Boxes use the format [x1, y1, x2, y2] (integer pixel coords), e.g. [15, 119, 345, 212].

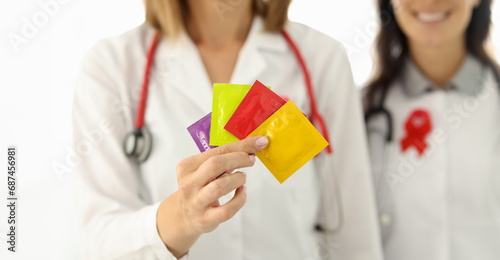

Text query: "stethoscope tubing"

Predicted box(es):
[136, 32, 161, 129]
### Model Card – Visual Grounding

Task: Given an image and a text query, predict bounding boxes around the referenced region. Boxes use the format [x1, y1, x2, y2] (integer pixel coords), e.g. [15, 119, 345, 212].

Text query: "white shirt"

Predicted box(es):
[366, 55, 500, 260]
[73, 17, 382, 260]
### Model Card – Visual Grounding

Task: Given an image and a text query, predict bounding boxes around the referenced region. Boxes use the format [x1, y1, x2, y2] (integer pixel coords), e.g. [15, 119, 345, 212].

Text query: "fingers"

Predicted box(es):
[179, 136, 269, 174]
[196, 171, 247, 208]
[173, 136, 267, 236]
[194, 152, 255, 186]
[203, 185, 247, 224]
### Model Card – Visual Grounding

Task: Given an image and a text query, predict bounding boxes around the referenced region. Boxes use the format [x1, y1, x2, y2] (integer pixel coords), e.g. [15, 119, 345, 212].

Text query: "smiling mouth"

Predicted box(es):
[413, 11, 451, 23]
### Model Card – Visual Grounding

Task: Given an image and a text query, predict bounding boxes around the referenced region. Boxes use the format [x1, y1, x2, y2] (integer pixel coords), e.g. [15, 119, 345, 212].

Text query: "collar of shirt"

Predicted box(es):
[401, 54, 485, 97]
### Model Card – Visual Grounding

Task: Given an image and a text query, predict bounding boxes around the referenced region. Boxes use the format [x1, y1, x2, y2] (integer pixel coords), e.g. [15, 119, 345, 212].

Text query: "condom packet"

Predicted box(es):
[187, 113, 217, 152]
[248, 100, 329, 183]
[210, 84, 253, 146]
[224, 80, 287, 140]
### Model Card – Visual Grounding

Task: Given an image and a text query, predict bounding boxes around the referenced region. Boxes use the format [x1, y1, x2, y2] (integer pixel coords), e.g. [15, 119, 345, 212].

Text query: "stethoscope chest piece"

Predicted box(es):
[123, 127, 153, 163]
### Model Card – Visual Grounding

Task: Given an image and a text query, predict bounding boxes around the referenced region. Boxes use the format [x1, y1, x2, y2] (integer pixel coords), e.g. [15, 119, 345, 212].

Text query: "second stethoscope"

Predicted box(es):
[122, 29, 343, 234]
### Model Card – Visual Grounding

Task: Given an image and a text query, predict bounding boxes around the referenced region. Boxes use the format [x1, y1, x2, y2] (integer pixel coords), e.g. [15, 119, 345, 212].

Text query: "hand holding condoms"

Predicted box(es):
[188, 80, 329, 183]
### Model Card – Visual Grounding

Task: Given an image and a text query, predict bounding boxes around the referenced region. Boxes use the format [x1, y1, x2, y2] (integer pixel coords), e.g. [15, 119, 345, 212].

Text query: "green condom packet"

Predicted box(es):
[210, 84, 253, 146]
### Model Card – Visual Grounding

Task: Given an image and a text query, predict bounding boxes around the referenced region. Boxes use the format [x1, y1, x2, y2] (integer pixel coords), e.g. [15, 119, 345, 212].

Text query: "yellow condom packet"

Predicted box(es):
[210, 84, 252, 146]
[248, 100, 329, 183]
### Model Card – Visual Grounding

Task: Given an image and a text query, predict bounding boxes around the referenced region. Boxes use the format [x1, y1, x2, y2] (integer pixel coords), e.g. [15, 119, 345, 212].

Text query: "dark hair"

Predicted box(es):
[365, 0, 500, 110]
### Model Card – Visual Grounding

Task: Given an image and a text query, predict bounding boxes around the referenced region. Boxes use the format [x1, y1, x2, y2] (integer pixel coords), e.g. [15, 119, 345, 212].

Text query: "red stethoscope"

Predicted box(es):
[124, 29, 332, 162]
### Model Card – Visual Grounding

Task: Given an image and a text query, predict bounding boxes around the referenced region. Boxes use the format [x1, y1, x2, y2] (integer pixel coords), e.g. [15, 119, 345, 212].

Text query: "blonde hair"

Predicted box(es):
[145, 0, 292, 37]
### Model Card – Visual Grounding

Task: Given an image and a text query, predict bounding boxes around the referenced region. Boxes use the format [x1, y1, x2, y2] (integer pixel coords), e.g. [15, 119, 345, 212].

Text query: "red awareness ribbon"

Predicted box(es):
[400, 109, 432, 156]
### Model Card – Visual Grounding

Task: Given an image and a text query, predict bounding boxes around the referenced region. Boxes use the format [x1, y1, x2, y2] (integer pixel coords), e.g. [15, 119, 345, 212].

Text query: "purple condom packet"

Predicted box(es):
[188, 113, 217, 152]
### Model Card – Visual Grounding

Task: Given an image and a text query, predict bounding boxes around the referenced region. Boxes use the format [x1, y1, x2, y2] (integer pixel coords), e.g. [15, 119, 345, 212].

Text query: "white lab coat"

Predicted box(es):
[73, 17, 382, 260]
[366, 62, 500, 260]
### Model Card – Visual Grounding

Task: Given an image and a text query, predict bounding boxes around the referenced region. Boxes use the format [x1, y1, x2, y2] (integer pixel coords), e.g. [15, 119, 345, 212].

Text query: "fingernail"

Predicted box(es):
[243, 172, 247, 179]
[255, 136, 269, 147]
[249, 154, 256, 163]
[242, 185, 247, 194]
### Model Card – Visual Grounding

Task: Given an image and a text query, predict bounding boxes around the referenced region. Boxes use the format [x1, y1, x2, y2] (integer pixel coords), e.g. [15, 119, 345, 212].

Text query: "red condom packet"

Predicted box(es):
[224, 80, 286, 140]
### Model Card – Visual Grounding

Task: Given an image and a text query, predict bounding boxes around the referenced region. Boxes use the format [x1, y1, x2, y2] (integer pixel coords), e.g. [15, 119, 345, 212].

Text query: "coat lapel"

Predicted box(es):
[154, 32, 213, 114]
[230, 17, 287, 85]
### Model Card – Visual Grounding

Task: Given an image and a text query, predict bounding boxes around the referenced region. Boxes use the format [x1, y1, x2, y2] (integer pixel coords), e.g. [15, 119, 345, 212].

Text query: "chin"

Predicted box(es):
[417, 38, 446, 48]
[409, 31, 452, 48]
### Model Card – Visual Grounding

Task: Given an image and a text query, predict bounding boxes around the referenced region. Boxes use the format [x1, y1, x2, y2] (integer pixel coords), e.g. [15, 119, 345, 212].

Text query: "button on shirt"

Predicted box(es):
[367, 54, 500, 260]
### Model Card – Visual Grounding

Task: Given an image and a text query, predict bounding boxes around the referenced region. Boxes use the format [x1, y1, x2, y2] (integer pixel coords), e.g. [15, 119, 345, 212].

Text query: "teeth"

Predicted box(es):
[417, 12, 447, 22]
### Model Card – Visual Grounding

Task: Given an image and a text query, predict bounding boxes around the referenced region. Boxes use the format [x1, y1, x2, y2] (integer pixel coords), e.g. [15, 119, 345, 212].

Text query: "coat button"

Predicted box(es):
[380, 213, 391, 226]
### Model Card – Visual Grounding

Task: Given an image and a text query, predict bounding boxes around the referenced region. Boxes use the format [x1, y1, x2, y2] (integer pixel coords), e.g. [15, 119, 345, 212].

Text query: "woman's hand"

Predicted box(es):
[156, 136, 269, 258]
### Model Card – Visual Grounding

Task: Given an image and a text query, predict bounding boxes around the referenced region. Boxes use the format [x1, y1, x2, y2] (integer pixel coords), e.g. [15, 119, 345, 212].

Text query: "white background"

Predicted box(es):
[0, 0, 498, 259]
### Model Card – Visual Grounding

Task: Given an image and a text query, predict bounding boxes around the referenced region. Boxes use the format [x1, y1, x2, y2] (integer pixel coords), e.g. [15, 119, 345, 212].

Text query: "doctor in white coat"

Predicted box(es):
[73, 0, 382, 259]
[365, 0, 500, 259]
